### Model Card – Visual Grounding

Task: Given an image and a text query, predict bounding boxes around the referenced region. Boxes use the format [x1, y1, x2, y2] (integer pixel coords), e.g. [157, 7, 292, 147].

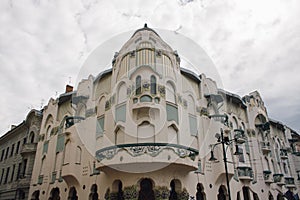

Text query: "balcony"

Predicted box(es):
[285, 177, 296, 188]
[236, 166, 253, 181]
[260, 141, 271, 154]
[280, 149, 288, 159]
[14, 175, 32, 187]
[20, 143, 37, 155]
[65, 116, 85, 129]
[273, 173, 285, 186]
[95, 143, 199, 172]
[263, 170, 273, 184]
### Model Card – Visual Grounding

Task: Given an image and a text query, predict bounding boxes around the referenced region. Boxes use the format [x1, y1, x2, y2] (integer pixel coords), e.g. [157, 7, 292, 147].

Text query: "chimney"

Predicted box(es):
[65, 85, 73, 93]
[11, 125, 17, 130]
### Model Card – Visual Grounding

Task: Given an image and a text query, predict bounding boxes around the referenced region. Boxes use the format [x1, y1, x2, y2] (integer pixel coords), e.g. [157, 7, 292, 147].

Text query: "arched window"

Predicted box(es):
[136, 76, 141, 95]
[76, 146, 81, 164]
[31, 190, 40, 200]
[150, 75, 157, 95]
[30, 132, 35, 143]
[118, 83, 127, 104]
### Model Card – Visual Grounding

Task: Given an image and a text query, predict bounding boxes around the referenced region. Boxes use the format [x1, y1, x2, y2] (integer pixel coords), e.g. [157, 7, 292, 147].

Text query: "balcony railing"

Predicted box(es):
[65, 116, 85, 128]
[280, 149, 288, 159]
[20, 143, 37, 155]
[260, 141, 271, 154]
[263, 170, 273, 183]
[273, 173, 285, 186]
[285, 177, 296, 188]
[95, 143, 198, 162]
[237, 166, 253, 181]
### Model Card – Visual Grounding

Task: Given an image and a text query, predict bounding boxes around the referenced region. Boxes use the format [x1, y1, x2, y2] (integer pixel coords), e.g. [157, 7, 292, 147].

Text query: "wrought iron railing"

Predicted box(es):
[95, 143, 198, 161]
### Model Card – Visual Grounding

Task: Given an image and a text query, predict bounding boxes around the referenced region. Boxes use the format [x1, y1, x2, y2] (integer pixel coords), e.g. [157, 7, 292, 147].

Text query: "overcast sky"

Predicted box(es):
[0, 0, 299, 136]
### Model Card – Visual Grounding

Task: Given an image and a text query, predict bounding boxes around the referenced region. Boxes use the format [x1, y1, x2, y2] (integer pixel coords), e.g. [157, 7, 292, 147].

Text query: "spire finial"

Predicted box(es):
[144, 23, 147, 28]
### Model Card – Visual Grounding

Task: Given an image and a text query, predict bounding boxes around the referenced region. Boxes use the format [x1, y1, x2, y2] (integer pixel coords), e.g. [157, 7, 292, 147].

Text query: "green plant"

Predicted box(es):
[154, 186, 169, 200]
[123, 185, 138, 200]
[178, 188, 189, 200]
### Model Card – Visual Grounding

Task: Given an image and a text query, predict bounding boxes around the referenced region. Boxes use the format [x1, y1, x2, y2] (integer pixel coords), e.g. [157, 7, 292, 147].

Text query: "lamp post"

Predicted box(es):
[209, 114, 245, 200]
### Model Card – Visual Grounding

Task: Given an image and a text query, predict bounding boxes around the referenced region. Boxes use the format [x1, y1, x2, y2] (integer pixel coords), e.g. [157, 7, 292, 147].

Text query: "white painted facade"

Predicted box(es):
[28, 25, 300, 200]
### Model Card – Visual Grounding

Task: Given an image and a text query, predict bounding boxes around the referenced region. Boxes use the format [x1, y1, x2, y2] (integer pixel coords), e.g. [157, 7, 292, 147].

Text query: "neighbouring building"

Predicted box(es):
[26, 24, 300, 200]
[0, 109, 42, 200]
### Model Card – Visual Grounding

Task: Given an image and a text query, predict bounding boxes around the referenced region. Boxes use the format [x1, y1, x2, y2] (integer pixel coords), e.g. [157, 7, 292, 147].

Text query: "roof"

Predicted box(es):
[180, 68, 201, 83]
[131, 23, 160, 38]
[218, 89, 247, 108]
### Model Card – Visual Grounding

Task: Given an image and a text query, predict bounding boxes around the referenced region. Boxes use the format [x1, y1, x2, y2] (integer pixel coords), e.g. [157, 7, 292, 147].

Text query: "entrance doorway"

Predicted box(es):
[217, 185, 227, 200]
[138, 178, 155, 200]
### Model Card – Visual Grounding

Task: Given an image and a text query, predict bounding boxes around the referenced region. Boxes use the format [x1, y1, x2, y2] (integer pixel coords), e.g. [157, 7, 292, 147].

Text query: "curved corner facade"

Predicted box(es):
[13, 25, 300, 200]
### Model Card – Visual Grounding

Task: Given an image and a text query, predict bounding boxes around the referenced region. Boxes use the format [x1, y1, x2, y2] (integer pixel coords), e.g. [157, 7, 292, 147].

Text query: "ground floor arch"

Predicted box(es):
[138, 178, 155, 200]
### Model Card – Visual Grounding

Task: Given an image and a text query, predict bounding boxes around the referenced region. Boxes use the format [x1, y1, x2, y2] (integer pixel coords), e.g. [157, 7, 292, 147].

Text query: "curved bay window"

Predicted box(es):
[136, 49, 155, 67]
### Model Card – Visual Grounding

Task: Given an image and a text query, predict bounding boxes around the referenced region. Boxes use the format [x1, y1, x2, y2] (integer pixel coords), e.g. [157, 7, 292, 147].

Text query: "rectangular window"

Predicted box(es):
[96, 116, 105, 137]
[16, 141, 20, 154]
[5, 147, 9, 159]
[56, 134, 65, 153]
[16, 162, 22, 180]
[10, 164, 15, 182]
[0, 149, 4, 161]
[245, 140, 250, 154]
[22, 159, 27, 177]
[239, 147, 245, 163]
[43, 141, 49, 154]
[189, 114, 198, 136]
[166, 103, 178, 124]
[115, 103, 126, 122]
[0, 168, 4, 184]
[10, 144, 15, 157]
[4, 167, 10, 184]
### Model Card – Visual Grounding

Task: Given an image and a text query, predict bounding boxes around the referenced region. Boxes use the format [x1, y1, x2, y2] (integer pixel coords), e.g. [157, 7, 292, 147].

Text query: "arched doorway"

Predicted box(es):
[49, 188, 60, 200]
[277, 193, 284, 200]
[196, 183, 206, 200]
[138, 178, 155, 200]
[169, 179, 182, 200]
[217, 185, 227, 200]
[89, 184, 99, 200]
[253, 192, 259, 200]
[243, 186, 250, 200]
[269, 192, 274, 200]
[112, 180, 124, 200]
[31, 190, 40, 200]
[68, 187, 78, 200]
[16, 189, 25, 200]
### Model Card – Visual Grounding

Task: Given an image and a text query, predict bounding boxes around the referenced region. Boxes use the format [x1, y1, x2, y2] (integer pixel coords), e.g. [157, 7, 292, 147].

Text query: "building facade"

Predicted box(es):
[27, 25, 300, 200]
[0, 109, 42, 200]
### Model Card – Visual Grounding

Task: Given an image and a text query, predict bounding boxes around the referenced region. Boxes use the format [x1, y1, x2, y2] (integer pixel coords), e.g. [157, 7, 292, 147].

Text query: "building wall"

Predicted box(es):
[0, 110, 42, 200]
[25, 26, 300, 200]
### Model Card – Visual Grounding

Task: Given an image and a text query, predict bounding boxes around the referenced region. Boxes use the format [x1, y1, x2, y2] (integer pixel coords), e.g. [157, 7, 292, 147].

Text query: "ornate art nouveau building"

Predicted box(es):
[27, 25, 300, 200]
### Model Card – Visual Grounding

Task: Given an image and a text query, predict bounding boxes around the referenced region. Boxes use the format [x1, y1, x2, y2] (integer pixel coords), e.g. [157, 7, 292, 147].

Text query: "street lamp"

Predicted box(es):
[209, 114, 246, 200]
